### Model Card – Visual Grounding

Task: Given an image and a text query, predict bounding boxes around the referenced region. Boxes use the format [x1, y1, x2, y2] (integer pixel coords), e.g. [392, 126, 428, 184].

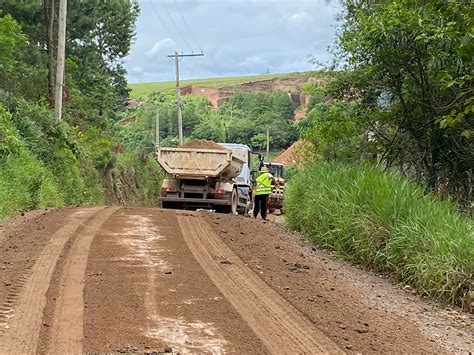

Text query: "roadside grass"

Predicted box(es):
[284, 161, 473, 306]
[129, 73, 300, 98]
[0, 150, 64, 220]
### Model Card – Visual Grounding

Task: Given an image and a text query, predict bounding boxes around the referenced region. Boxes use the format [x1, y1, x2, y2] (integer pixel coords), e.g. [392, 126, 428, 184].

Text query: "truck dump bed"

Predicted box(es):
[157, 147, 244, 179]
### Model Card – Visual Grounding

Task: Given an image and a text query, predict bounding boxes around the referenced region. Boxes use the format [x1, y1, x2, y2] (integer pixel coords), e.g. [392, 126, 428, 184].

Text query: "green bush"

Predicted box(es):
[284, 161, 473, 305]
[0, 101, 105, 220]
[0, 150, 64, 219]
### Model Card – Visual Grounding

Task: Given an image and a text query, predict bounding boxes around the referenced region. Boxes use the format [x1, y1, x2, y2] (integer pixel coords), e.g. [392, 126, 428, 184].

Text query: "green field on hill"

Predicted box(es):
[128, 73, 302, 98]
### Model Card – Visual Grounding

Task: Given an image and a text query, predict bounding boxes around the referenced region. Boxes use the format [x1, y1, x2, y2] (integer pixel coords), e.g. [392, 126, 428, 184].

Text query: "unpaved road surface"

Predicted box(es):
[0, 207, 472, 354]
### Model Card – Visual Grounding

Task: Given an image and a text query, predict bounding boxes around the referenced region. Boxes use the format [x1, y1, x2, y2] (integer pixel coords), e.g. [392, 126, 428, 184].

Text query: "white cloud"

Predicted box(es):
[145, 38, 176, 58]
[288, 12, 312, 25]
[125, 1, 341, 82]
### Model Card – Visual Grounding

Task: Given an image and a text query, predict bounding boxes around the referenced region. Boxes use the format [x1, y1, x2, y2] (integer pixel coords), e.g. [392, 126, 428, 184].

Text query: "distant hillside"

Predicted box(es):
[128, 72, 314, 98]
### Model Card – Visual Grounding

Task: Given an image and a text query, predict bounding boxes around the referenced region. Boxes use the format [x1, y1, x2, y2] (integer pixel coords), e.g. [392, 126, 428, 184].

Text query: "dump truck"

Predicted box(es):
[157, 141, 252, 214]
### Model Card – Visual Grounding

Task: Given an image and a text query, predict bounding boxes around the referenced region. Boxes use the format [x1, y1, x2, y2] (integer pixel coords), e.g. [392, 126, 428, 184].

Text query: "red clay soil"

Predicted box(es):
[80, 208, 266, 353]
[180, 139, 228, 150]
[1, 207, 472, 354]
[294, 107, 306, 122]
[203, 213, 474, 354]
[0, 208, 73, 314]
[273, 141, 301, 165]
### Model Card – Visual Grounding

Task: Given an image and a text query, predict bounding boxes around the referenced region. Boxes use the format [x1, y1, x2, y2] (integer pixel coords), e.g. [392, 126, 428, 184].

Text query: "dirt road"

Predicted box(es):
[0, 207, 472, 354]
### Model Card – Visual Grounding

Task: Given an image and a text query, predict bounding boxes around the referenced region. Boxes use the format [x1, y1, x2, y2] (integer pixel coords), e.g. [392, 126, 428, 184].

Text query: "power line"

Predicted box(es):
[173, 0, 203, 51]
[167, 51, 204, 145]
[160, 0, 193, 51]
[129, 69, 155, 94]
[148, 0, 174, 41]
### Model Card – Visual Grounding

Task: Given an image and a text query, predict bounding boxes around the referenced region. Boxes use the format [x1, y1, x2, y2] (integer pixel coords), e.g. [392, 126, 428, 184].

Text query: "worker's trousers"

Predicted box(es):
[253, 194, 269, 220]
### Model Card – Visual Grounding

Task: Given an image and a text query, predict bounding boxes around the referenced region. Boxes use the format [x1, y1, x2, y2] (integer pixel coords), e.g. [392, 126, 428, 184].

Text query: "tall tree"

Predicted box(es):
[321, 0, 473, 205]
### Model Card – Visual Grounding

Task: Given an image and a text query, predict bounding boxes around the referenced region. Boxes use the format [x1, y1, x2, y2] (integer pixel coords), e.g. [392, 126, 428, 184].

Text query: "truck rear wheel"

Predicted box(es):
[218, 189, 238, 214]
[230, 188, 238, 215]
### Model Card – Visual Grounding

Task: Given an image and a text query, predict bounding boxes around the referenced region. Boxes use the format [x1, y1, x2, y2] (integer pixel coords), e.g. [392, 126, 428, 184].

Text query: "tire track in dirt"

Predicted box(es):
[178, 212, 344, 354]
[48, 207, 119, 354]
[0, 207, 104, 354]
[82, 208, 266, 353]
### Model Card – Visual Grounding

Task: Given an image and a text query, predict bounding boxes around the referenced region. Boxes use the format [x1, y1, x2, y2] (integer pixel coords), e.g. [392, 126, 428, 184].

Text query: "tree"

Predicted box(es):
[304, 101, 361, 160]
[66, 0, 139, 114]
[192, 112, 227, 142]
[271, 91, 294, 121]
[324, 0, 473, 206]
[0, 14, 45, 99]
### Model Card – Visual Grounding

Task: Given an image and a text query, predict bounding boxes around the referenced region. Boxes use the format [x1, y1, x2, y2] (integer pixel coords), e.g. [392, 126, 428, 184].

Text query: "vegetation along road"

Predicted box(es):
[0, 207, 471, 353]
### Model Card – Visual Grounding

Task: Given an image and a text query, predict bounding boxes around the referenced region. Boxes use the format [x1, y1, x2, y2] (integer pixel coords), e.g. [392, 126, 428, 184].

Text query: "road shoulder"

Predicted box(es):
[203, 213, 473, 353]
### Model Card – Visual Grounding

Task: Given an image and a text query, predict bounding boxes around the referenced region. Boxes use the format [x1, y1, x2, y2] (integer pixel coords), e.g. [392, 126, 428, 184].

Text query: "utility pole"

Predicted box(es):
[266, 127, 270, 162]
[54, 0, 67, 123]
[155, 110, 160, 147]
[167, 51, 204, 145]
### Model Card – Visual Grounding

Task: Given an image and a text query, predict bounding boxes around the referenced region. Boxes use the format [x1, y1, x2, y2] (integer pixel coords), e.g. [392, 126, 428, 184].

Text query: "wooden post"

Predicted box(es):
[53, 0, 67, 123]
[266, 127, 270, 162]
[156, 110, 160, 147]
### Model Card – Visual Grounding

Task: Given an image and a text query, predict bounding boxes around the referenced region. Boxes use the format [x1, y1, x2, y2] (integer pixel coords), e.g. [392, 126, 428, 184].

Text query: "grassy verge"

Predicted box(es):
[0, 150, 64, 219]
[284, 161, 473, 306]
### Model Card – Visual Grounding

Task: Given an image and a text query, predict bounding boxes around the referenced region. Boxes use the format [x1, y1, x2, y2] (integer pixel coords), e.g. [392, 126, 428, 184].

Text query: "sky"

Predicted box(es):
[125, 0, 341, 84]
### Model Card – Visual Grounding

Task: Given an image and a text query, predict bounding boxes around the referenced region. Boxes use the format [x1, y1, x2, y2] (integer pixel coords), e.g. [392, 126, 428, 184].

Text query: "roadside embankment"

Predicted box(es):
[284, 161, 473, 308]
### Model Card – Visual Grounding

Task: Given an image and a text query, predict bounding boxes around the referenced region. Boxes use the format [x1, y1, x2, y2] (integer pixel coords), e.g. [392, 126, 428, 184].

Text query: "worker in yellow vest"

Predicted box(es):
[253, 166, 275, 220]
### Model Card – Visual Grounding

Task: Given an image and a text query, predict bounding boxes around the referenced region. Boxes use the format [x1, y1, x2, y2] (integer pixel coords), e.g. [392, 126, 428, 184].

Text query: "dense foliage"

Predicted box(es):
[117, 90, 299, 152]
[0, 1, 164, 220]
[302, 0, 473, 210]
[285, 161, 473, 306]
[284, 0, 473, 306]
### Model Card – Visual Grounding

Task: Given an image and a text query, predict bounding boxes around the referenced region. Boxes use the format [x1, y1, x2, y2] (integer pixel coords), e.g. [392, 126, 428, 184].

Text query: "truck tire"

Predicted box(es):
[230, 188, 238, 215]
[219, 189, 238, 214]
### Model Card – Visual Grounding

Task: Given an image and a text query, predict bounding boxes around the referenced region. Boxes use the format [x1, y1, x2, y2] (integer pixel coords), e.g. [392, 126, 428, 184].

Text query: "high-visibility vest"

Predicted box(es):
[255, 172, 272, 195]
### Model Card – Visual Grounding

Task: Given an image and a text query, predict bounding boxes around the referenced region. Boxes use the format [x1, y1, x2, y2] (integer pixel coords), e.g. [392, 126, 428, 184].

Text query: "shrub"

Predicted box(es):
[0, 150, 64, 219]
[284, 161, 473, 306]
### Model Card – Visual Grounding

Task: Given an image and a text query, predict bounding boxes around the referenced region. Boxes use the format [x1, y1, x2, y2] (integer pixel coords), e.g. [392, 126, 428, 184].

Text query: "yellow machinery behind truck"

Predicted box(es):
[255, 154, 286, 213]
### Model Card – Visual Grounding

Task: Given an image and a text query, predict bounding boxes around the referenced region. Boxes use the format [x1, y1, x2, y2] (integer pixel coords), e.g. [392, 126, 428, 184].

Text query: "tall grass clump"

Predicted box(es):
[284, 161, 473, 306]
[0, 150, 64, 220]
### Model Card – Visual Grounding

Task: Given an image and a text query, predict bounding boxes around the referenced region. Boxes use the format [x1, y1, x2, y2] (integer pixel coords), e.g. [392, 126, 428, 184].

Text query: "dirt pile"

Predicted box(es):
[274, 141, 300, 165]
[181, 140, 228, 150]
[274, 140, 315, 166]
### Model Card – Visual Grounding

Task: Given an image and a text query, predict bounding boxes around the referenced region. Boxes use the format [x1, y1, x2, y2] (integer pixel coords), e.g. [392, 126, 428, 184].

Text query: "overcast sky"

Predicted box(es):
[125, 0, 341, 83]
